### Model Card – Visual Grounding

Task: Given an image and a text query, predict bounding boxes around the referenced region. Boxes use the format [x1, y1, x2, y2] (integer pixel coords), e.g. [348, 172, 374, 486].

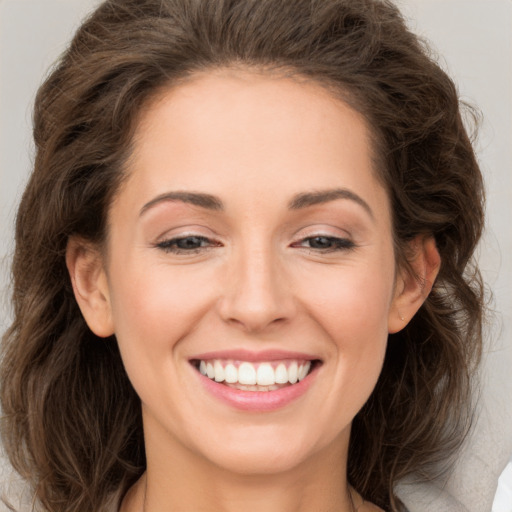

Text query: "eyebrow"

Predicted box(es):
[140, 191, 224, 216]
[288, 188, 374, 219]
[139, 187, 374, 219]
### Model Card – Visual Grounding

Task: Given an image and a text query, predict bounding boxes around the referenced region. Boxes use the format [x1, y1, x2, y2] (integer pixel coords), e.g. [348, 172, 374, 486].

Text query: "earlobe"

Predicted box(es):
[388, 236, 441, 334]
[66, 237, 114, 338]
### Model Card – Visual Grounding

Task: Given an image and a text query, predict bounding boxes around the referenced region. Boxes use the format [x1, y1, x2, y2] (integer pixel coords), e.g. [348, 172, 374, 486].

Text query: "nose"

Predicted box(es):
[217, 244, 295, 333]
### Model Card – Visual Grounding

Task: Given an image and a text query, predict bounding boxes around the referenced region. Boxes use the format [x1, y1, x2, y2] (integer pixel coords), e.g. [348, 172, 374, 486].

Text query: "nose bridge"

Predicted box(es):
[219, 237, 293, 331]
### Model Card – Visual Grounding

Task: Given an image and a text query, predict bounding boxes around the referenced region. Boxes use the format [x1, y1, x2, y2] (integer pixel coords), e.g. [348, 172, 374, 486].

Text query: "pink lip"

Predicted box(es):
[190, 349, 319, 362]
[194, 362, 320, 412]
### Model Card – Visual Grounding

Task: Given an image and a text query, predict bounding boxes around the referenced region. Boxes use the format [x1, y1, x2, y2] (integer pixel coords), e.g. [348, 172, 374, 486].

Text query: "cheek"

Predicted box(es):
[105, 262, 216, 418]
[301, 261, 394, 340]
[297, 259, 393, 398]
[321, 280, 390, 374]
[107, 258, 217, 366]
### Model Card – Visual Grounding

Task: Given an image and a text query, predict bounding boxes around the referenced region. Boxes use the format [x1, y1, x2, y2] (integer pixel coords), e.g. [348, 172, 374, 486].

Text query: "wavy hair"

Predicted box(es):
[1, 1, 484, 510]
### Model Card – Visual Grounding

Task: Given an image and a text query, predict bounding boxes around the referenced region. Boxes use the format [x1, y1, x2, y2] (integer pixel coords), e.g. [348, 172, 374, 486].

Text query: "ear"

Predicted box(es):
[66, 237, 114, 338]
[388, 236, 441, 334]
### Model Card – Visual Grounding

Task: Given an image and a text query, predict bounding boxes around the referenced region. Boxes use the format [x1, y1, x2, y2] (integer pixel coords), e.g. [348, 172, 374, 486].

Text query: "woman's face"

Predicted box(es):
[97, 71, 403, 475]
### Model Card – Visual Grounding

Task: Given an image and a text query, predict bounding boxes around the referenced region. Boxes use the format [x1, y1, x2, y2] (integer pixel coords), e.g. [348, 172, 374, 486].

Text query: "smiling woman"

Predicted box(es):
[0, 1, 484, 512]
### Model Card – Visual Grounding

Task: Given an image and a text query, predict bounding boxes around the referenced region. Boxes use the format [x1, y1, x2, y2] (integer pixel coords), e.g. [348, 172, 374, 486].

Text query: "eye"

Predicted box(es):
[156, 235, 219, 254]
[294, 236, 356, 252]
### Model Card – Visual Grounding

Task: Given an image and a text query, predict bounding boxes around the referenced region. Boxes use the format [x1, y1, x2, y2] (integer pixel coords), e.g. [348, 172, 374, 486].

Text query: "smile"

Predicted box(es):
[196, 359, 313, 391]
[190, 351, 321, 411]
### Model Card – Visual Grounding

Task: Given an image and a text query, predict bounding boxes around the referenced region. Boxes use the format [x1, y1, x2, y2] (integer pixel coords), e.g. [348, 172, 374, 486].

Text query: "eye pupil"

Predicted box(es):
[309, 236, 331, 249]
[177, 236, 203, 249]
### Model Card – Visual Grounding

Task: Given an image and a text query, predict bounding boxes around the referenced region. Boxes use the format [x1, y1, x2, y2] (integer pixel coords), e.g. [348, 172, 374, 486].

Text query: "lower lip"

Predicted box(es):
[195, 366, 318, 412]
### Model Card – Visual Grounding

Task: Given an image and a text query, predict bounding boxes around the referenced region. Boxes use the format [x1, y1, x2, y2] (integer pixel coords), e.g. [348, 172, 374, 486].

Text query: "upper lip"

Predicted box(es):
[189, 349, 320, 362]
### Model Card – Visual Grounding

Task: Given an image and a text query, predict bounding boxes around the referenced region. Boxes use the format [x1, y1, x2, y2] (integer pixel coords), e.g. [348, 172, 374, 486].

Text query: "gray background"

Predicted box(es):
[1, 1, 511, 510]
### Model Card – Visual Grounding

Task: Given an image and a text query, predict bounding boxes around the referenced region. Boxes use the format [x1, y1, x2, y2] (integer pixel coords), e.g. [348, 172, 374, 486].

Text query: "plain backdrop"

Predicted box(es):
[0, 1, 511, 511]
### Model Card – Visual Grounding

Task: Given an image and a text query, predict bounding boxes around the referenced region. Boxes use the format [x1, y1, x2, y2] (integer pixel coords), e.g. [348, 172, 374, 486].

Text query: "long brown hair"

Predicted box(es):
[1, 1, 485, 510]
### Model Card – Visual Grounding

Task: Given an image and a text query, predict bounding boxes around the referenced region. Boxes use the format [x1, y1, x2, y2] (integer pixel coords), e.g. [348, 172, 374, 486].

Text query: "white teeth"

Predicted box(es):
[298, 361, 311, 381]
[224, 363, 238, 383]
[274, 363, 288, 384]
[227, 383, 281, 392]
[288, 361, 298, 384]
[238, 362, 257, 385]
[197, 359, 314, 388]
[213, 360, 225, 382]
[256, 363, 275, 386]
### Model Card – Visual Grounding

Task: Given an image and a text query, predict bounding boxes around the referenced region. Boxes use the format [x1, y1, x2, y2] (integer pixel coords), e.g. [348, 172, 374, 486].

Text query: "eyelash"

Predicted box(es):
[156, 236, 218, 254]
[156, 235, 356, 254]
[292, 236, 356, 253]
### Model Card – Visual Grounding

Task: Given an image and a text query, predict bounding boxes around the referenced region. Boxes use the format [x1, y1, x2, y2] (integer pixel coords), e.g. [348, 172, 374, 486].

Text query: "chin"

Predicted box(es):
[189, 422, 343, 477]
[204, 444, 315, 476]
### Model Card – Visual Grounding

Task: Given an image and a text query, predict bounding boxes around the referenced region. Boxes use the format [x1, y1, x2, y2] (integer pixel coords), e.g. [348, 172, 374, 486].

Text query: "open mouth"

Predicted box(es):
[191, 358, 321, 392]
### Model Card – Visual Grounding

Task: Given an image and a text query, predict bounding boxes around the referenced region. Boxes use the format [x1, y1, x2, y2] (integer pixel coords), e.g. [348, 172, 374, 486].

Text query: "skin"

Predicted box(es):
[67, 69, 440, 512]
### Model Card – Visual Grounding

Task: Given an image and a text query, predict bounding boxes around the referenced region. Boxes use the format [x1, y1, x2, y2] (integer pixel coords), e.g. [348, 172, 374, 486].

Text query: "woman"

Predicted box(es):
[0, 0, 485, 511]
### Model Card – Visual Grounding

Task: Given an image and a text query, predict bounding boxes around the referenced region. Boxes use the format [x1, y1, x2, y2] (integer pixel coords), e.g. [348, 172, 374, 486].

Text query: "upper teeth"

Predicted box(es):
[198, 359, 312, 386]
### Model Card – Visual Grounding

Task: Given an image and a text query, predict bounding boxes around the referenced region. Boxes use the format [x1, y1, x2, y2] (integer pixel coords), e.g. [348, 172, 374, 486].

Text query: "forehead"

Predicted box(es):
[136, 69, 370, 146]
[137, 68, 367, 140]
[120, 69, 388, 221]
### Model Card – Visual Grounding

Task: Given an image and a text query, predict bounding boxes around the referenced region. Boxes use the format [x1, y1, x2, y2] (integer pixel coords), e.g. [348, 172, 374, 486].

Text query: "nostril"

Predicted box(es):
[222, 314, 289, 333]
[215, 269, 296, 332]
